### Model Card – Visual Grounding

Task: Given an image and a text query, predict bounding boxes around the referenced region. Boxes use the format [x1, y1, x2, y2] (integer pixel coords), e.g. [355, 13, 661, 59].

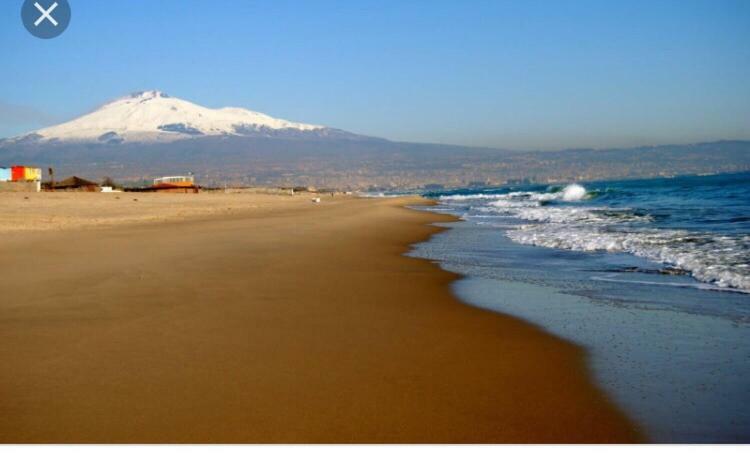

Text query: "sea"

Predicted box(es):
[407, 171, 750, 442]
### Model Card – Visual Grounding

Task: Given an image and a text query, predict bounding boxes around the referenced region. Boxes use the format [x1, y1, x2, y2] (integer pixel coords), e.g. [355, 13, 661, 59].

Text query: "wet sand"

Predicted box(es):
[0, 194, 639, 442]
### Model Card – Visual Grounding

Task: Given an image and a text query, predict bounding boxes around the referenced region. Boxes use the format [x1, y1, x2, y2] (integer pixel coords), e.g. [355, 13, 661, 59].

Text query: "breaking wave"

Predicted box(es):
[438, 183, 750, 292]
[507, 226, 750, 291]
[561, 183, 587, 201]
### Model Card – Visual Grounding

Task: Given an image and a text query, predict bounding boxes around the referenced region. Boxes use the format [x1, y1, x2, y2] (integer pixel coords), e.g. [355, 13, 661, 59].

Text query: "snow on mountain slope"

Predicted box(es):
[25, 91, 326, 143]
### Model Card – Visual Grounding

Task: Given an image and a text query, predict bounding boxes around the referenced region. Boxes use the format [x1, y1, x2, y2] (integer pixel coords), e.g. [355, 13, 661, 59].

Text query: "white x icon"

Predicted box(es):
[33, 2, 59, 27]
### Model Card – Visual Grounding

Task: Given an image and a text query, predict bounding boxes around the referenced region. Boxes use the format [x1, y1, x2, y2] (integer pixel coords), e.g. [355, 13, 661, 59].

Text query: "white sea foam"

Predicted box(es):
[438, 193, 512, 201]
[507, 226, 750, 291]
[439, 184, 750, 292]
[562, 183, 587, 201]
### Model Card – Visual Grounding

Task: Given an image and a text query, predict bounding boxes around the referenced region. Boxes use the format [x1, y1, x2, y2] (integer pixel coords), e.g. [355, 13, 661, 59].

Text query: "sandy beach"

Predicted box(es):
[0, 193, 638, 443]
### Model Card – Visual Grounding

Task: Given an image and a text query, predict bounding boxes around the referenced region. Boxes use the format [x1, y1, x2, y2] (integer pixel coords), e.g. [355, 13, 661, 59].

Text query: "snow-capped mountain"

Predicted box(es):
[12, 90, 357, 144]
[4, 90, 744, 189]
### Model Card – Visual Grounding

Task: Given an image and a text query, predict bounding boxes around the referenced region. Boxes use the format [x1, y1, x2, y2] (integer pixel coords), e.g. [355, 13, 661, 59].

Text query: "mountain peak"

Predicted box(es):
[18, 91, 333, 144]
[125, 90, 170, 100]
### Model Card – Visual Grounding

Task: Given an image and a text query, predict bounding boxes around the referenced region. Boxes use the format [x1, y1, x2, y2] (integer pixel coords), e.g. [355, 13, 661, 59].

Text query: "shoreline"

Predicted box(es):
[412, 196, 750, 442]
[0, 194, 639, 442]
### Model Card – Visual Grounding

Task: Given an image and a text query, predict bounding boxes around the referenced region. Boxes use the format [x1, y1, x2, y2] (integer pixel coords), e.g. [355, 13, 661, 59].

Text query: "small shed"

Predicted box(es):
[24, 167, 41, 181]
[4, 166, 42, 182]
[46, 176, 100, 191]
[1, 165, 42, 192]
[11, 166, 25, 181]
[150, 175, 199, 193]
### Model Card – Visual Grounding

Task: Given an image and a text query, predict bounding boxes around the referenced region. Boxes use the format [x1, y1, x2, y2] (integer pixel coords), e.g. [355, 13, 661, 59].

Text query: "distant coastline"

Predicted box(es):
[2, 99, 749, 190]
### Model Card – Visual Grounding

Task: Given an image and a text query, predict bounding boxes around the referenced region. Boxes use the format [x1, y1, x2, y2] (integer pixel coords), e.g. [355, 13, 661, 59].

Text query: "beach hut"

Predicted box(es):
[24, 167, 42, 181]
[153, 175, 195, 187]
[0, 165, 42, 192]
[46, 176, 100, 191]
[150, 175, 199, 193]
[11, 166, 25, 181]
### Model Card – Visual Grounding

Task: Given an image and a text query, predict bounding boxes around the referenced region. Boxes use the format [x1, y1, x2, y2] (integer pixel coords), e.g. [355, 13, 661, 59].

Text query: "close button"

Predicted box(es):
[21, 0, 71, 39]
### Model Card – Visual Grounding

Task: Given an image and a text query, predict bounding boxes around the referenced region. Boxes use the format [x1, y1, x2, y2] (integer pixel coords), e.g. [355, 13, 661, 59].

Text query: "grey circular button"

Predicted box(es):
[21, 0, 71, 39]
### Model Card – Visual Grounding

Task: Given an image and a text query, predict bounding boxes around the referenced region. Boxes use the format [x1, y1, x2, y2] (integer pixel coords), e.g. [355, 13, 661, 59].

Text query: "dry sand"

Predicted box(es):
[0, 193, 639, 442]
[0, 191, 306, 233]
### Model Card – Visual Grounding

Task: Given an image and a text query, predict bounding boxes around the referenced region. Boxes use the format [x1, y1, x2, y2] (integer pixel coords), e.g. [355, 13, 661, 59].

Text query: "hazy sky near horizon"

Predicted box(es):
[2, 0, 749, 150]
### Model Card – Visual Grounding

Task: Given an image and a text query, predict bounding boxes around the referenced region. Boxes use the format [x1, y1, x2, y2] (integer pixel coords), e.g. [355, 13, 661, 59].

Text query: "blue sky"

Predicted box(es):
[1, 0, 749, 149]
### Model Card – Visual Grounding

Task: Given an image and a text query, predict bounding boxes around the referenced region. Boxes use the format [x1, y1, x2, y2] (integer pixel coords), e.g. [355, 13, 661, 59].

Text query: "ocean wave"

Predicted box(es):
[561, 183, 587, 201]
[437, 182, 750, 292]
[513, 207, 652, 225]
[486, 185, 649, 225]
[438, 193, 512, 201]
[506, 225, 750, 291]
[439, 184, 591, 203]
